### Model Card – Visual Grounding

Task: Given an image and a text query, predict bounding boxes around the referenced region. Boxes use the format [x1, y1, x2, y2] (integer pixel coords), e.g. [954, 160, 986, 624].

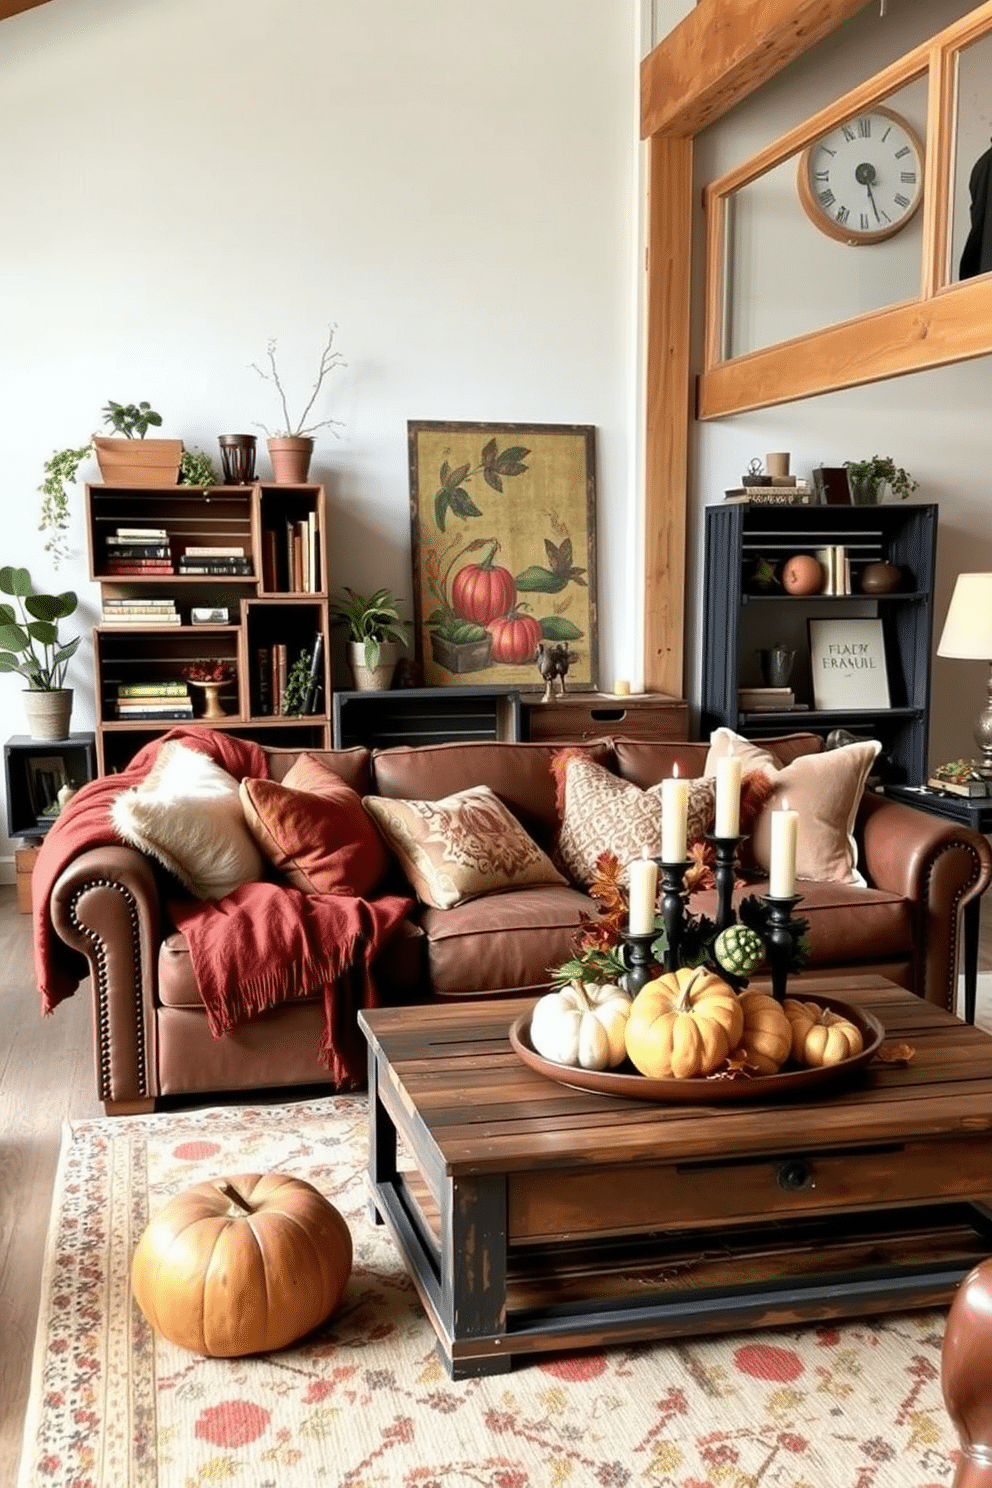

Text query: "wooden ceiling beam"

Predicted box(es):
[641, 0, 876, 140]
[0, 0, 50, 18]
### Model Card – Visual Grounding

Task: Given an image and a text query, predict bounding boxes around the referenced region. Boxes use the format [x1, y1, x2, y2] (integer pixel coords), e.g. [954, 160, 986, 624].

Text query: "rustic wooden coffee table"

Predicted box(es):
[358, 976, 992, 1378]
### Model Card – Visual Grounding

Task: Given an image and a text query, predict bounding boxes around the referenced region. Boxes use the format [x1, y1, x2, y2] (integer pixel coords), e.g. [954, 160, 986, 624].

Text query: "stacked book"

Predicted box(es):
[101, 597, 180, 625]
[260, 515, 320, 592]
[178, 545, 252, 576]
[738, 686, 803, 712]
[114, 681, 193, 721]
[104, 528, 174, 576]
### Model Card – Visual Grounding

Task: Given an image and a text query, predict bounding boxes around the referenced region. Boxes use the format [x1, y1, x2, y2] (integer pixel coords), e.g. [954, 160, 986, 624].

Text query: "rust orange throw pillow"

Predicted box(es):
[239, 772, 390, 897]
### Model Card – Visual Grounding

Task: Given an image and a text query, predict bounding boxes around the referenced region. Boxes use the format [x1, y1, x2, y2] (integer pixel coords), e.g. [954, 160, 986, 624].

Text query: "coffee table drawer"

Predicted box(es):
[508, 1137, 992, 1240]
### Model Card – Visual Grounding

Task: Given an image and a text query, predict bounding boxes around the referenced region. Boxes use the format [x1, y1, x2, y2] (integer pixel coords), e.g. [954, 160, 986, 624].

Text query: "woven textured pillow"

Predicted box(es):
[552, 751, 716, 888]
[705, 727, 881, 886]
[110, 741, 264, 900]
[363, 785, 566, 909]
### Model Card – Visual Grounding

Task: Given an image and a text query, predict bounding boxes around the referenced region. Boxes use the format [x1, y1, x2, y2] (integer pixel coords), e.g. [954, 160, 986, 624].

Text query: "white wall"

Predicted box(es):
[652, 0, 992, 772]
[0, 0, 640, 869]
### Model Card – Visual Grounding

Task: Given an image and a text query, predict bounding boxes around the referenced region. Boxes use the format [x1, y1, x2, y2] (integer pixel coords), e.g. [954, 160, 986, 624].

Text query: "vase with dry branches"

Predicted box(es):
[251, 325, 346, 483]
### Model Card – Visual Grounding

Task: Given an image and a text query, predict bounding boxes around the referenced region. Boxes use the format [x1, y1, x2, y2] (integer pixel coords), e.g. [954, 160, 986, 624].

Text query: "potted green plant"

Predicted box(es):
[332, 586, 411, 692]
[844, 455, 918, 506]
[0, 566, 80, 739]
[251, 325, 345, 484]
[40, 400, 183, 566]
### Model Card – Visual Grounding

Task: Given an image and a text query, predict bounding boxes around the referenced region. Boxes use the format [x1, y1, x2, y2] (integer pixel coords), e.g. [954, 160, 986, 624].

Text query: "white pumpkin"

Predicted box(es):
[529, 979, 632, 1070]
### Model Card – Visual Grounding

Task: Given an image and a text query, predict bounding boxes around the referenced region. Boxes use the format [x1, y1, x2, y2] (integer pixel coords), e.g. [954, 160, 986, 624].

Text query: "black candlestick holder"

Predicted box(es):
[761, 893, 804, 1002]
[707, 832, 745, 931]
[620, 926, 660, 997]
[655, 858, 694, 972]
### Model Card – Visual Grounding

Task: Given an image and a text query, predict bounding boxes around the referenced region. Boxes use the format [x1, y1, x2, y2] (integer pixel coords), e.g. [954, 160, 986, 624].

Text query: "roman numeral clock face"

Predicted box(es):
[797, 105, 925, 245]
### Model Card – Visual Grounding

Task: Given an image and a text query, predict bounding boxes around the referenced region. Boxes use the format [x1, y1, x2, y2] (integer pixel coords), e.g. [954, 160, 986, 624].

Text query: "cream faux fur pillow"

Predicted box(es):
[111, 741, 264, 899]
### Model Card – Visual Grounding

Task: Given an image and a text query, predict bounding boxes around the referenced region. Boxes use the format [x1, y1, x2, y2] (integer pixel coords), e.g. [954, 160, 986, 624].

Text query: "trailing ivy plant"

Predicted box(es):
[179, 448, 217, 486]
[281, 648, 312, 716]
[39, 398, 166, 567]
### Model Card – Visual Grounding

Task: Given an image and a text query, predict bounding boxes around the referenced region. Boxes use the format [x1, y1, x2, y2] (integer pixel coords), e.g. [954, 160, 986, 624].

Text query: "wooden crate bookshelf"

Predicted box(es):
[86, 482, 331, 774]
[700, 502, 937, 784]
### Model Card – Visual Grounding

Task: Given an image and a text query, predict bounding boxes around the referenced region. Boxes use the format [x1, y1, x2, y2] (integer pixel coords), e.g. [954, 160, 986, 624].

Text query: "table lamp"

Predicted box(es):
[937, 572, 992, 777]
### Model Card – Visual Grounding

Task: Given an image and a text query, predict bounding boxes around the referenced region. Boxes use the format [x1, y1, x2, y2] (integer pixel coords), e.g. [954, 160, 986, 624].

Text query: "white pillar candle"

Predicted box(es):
[769, 801, 799, 898]
[661, 768, 689, 863]
[715, 752, 742, 838]
[627, 848, 658, 934]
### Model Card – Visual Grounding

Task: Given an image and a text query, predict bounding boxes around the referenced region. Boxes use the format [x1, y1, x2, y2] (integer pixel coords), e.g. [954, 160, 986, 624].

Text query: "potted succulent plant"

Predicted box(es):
[40, 399, 183, 566]
[332, 586, 411, 692]
[0, 566, 80, 739]
[251, 325, 345, 483]
[844, 455, 918, 506]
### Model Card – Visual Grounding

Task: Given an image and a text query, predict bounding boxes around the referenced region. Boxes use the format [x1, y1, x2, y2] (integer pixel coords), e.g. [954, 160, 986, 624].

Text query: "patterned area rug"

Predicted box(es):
[19, 1095, 962, 1487]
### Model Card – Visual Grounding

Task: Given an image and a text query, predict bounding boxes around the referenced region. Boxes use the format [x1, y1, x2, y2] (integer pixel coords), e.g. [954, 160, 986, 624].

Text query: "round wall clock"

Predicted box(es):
[797, 104, 925, 245]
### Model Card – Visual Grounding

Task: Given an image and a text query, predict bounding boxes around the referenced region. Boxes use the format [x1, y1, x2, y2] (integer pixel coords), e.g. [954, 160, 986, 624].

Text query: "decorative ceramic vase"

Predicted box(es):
[23, 688, 72, 741]
[858, 560, 902, 594]
[218, 435, 257, 485]
[267, 437, 314, 484]
[758, 644, 796, 688]
[189, 680, 229, 720]
[348, 640, 399, 693]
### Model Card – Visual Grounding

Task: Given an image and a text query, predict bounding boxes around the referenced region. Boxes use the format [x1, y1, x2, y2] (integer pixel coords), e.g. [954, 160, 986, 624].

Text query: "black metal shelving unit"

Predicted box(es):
[701, 502, 938, 784]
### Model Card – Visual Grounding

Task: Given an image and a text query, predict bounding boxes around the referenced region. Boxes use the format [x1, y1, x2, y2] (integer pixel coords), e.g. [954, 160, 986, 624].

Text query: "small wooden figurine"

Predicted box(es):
[535, 640, 571, 701]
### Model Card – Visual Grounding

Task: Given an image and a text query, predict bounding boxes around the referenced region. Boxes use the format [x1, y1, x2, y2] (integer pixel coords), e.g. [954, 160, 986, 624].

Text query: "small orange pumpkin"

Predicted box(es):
[626, 965, 744, 1079]
[735, 989, 792, 1074]
[131, 1172, 352, 1357]
[783, 998, 864, 1067]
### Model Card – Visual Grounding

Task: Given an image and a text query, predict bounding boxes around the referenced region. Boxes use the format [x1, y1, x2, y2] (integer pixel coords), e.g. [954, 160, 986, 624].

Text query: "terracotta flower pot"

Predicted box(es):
[267, 437, 314, 484]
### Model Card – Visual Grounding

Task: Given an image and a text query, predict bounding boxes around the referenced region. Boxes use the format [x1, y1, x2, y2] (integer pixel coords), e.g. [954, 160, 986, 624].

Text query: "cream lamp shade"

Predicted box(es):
[937, 573, 992, 777]
[937, 574, 992, 659]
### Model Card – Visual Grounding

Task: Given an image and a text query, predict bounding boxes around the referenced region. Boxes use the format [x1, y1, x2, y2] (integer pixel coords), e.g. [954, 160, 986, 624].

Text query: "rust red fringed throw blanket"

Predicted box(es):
[33, 728, 412, 1087]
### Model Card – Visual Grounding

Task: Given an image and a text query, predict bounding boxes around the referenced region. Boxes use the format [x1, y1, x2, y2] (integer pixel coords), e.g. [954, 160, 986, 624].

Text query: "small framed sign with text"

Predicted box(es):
[808, 617, 890, 710]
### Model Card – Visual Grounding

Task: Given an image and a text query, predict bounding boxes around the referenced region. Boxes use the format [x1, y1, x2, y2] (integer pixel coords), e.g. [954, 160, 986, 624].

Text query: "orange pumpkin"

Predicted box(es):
[131, 1172, 352, 1357]
[487, 609, 543, 664]
[735, 989, 792, 1074]
[626, 965, 744, 1079]
[783, 998, 864, 1067]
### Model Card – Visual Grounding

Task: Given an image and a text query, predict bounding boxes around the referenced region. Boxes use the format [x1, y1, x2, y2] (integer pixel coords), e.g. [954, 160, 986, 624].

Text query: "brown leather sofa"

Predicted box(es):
[46, 733, 992, 1114]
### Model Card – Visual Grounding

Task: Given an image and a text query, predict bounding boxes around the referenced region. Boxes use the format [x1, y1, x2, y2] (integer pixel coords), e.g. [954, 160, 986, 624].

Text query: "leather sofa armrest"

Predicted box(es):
[858, 792, 992, 1011]
[49, 845, 163, 1112]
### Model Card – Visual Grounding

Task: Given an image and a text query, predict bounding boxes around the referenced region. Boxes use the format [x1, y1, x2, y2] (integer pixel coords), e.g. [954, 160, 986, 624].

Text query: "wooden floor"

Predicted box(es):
[2, 884, 991, 1482]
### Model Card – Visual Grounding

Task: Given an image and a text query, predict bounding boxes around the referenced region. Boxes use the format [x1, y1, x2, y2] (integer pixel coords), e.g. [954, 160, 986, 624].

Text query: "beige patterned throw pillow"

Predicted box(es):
[363, 785, 566, 909]
[554, 753, 716, 888]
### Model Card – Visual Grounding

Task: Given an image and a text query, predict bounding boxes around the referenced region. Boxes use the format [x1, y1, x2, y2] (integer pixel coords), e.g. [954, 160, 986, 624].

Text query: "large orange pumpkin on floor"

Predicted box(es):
[131, 1172, 352, 1357]
[782, 999, 864, 1067]
[626, 965, 744, 1079]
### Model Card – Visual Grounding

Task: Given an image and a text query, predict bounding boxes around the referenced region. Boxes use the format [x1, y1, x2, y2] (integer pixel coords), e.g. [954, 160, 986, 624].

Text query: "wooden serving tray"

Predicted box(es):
[509, 994, 885, 1104]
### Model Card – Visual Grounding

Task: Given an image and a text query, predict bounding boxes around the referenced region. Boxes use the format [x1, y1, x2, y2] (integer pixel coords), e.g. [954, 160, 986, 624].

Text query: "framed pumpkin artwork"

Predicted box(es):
[407, 420, 598, 689]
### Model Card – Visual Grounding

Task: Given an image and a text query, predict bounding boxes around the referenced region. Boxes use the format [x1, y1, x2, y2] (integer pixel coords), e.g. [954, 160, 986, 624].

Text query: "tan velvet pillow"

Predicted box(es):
[552, 750, 716, 888]
[705, 727, 880, 886]
[239, 771, 390, 896]
[362, 785, 566, 909]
